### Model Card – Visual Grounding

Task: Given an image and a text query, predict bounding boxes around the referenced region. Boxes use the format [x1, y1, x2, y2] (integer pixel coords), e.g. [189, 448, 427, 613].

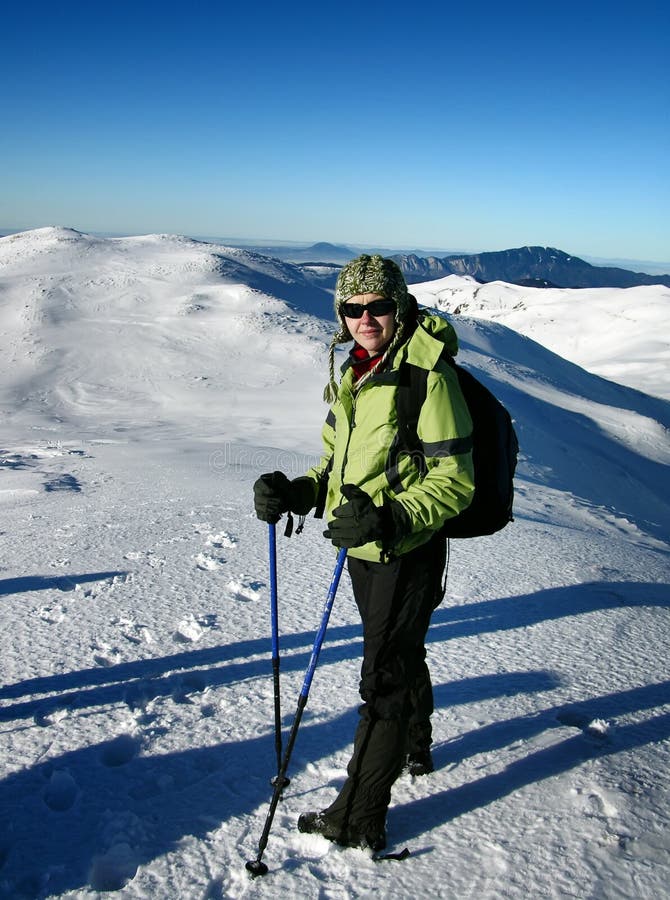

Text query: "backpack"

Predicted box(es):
[396, 354, 519, 538]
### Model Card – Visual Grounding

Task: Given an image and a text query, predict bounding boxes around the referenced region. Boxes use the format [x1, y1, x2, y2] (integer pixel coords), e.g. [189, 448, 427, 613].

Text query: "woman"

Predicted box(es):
[254, 254, 474, 851]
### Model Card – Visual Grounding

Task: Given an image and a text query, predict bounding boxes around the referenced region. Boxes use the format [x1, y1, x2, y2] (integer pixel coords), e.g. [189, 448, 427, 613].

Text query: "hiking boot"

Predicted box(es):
[297, 811, 386, 852]
[406, 750, 434, 776]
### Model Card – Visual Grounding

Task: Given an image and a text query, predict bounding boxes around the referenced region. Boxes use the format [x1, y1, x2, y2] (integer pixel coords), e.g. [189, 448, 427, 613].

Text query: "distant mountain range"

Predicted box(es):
[3, 229, 668, 289]
[389, 246, 670, 289]
[228, 240, 355, 264]
[240, 241, 670, 289]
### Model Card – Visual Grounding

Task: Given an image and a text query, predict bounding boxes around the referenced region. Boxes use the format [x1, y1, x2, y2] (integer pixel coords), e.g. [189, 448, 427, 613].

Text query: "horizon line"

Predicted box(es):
[1, 224, 668, 273]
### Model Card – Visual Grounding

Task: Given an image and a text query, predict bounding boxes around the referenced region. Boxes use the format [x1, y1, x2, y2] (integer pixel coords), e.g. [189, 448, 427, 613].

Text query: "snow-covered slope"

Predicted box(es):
[0, 229, 668, 899]
[0, 227, 334, 447]
[414, 274, 670, 401]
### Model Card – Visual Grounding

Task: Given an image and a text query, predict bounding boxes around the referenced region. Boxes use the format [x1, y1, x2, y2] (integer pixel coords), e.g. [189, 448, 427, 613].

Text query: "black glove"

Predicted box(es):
[324, 484, 410, 549]
[254, 472, 316, 524]
[254, 471, 290, 524]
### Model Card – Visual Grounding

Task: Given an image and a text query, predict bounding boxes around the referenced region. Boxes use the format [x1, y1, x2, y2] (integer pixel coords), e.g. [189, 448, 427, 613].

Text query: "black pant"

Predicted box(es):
[324, 534, 447, 833]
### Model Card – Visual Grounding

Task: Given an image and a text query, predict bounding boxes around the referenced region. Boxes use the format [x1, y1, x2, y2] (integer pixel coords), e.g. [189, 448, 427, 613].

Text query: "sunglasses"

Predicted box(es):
[341, 298, 396, 319]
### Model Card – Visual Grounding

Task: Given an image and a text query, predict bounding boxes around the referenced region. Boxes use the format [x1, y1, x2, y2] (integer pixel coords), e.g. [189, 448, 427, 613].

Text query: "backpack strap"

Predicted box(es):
[393, 352, 465, 484]
[394, 360, 430, 477]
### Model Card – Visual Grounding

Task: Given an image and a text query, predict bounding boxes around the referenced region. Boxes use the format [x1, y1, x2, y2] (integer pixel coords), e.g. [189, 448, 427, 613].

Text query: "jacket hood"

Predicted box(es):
[404, 311, 460, 370]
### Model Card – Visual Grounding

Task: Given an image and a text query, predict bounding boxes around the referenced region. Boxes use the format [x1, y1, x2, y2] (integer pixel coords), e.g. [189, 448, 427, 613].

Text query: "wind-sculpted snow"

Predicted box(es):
[0, 228, 668, 898]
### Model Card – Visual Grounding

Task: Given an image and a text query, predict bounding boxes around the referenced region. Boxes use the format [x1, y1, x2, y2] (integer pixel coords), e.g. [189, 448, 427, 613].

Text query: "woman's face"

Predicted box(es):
[343, 292, 396, 357]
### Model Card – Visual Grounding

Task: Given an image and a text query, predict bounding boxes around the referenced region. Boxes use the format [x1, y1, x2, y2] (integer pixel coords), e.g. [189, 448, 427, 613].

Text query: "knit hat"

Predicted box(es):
[335, 254, 411, 330]
[323, 254, 414, 403]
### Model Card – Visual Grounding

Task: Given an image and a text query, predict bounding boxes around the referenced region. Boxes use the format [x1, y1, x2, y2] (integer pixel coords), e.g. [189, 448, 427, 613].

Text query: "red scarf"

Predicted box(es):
[348, 309, 419, 383]
[350, 344, 386, 383]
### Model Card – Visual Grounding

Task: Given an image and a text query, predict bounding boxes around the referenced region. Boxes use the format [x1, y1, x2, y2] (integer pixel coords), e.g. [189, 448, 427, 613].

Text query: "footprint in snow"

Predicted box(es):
[194, 531, 237, 571]
[77, 572, 131, 599]
[89, 813, 144, 893]
[173, 613, 218, 643]
[123, 551, 163, 570]
[43, 769, 78, 812]
[100, 733, 141, 767]
[585, 790, 618, 819]
[38, 603, 67, 624]
[227, 578, 263, 602]
[172, 671, 208, 704]
[89, 842, 139, 893]
[112, 616, 154, 645]
[195, 552, 223, 571]
[174, 614, 205, 643]
[94, 653, 118, 667]
[34, 706, 71, 728]
[556, 711, 612, 740]
[207, 530, 238, 549]
[92, 642, 122, 667]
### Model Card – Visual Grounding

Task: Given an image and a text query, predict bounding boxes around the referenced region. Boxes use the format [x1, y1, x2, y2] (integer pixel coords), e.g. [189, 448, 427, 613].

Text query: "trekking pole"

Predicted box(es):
[268, 523, 289, 789]
[246, 547, 348, 878]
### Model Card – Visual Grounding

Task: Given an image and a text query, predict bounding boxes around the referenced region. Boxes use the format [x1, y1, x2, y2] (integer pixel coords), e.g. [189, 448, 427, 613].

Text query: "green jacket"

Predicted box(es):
[306, 313, 475, 562]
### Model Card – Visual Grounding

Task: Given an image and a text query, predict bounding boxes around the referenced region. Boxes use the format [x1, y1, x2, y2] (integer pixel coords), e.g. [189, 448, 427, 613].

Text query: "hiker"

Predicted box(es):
[253, 254, 475, 852]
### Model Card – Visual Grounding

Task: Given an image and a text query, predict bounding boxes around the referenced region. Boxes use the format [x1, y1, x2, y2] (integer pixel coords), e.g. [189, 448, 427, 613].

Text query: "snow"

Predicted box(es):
[414, 274, 670, 402]
[0, 228, 669, 899]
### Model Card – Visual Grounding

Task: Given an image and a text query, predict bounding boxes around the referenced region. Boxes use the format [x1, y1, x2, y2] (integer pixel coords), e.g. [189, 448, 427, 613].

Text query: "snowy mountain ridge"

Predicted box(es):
[0, 226, 334, 317]
[0, 227, 335, 446]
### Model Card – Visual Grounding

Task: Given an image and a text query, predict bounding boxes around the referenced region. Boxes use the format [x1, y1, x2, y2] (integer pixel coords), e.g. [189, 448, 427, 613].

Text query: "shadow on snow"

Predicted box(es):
[0, 670, 583, 896]
[0, 581, 667, 725]
[0, 678, 668, 895]
[393, 681, 670, 843]
[0, 572, 127, 598]
[0, 582, 668, 893]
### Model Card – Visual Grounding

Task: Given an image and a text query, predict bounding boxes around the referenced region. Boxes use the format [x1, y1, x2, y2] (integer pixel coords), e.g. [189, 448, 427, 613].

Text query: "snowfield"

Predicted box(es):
[415, 274, 670, 402]
[0, 228, 668, 899]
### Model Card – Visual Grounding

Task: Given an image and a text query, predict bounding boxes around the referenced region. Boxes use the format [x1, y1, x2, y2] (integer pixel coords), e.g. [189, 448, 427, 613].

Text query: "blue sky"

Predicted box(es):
[2, 1, 669, 263]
